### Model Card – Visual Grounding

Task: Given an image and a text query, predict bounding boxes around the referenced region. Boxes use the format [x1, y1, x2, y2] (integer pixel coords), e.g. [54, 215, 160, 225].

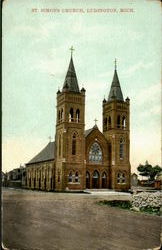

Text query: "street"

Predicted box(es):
[2, 188, 162, 250]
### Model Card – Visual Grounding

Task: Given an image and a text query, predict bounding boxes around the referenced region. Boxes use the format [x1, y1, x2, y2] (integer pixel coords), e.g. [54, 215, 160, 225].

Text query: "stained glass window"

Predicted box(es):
[119, 138, 124, 159]
[89, 142, 102, 163]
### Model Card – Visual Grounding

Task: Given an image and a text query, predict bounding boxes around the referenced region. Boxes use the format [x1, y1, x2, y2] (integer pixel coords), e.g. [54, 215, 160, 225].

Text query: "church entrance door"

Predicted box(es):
[86, 172, 90, 189]
[102, 172, 107, 188]
[92, 170, 99, 189]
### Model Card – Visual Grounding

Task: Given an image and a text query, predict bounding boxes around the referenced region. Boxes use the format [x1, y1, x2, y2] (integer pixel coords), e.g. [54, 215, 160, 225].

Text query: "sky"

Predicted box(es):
[2, 0, 161, 174]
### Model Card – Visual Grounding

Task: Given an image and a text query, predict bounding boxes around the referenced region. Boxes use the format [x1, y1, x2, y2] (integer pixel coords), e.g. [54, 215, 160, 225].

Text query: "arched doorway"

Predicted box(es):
[86, 171, 90, 189]
[102, 172, 107, 188]
[92, 170, 100, 189]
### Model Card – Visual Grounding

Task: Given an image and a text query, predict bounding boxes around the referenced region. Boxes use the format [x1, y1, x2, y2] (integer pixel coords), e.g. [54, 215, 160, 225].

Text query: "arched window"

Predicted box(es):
[122, 116, 126, 129]
[117, 115, 120, 128]
[89, 142, 102, 163]
[61, 109, 63, 121]
[93, 170, 99, 178]
[119, 138, 124, 159]
[117, 172, 126, 184]
[102, 172, 107, 179]
[69, 108, 74, 122]
[75, 172, 79, 183]
[108, 143, 112, 161]
[108, 116, 111, 128]
[76, 109, 80, 123]
[68, 172, 73, 183]
[59, 134, 61, 157]
[72, 133, 76, 155]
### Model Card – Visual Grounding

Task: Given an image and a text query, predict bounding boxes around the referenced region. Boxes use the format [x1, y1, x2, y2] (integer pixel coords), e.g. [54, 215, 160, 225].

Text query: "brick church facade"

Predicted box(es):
[26, 53, 131, 191]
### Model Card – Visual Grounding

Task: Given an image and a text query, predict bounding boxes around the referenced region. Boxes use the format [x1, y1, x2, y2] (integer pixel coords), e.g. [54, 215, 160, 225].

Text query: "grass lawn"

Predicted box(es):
[97, 200, 161, 216]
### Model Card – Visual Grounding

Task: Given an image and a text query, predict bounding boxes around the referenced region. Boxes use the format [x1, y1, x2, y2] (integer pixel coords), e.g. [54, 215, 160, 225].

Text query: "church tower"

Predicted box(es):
[55, 48, 86, 191]
[103, 60, 131, 190]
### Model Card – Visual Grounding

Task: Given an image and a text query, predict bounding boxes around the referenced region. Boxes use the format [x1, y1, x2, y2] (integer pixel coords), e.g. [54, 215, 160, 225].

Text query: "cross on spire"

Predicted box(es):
[69, 46, 75, 57]
[114, 58, 117, 70]
[94, 118, 98, 125]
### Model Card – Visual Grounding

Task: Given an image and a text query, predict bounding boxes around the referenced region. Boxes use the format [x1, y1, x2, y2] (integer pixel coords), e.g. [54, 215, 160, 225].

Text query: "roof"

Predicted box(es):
[84, 125, 99, 137]
[62, 56, 80, 93]
[27, 141, 55, 165]
[108, 69, 124, 101]
[84, 128, 94, 137]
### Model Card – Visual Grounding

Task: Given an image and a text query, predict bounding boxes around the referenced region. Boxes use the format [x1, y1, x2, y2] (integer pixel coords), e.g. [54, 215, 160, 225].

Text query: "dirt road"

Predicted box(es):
[2, 188, 161, 250]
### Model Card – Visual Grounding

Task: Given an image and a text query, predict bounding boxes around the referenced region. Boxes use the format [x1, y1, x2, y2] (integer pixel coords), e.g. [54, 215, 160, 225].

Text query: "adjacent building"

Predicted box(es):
[4, 166, 26, 188]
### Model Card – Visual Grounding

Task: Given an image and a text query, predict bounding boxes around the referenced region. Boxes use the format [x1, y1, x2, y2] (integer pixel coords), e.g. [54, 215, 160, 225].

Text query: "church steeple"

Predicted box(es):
[108, 59, 124, 102]
[62, 47, 80, 93]
[55, 48, 85, 191]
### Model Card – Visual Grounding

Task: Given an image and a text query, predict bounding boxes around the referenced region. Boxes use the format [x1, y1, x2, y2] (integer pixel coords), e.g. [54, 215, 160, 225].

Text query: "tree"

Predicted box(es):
[137, 161, 162, 181]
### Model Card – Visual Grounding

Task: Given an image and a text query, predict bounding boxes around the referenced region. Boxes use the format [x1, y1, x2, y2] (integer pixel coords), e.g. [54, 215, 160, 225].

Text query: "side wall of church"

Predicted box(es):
[26, 160, 55, 191]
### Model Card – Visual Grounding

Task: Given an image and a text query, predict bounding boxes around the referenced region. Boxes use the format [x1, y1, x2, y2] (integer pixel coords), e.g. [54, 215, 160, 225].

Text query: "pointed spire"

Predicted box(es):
[62, 47, 80, 93]
[108, 59, 124, 101]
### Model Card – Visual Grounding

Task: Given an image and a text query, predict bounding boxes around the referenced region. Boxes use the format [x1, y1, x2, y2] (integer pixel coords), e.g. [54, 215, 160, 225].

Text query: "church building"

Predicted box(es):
[26, 51, 131, 191]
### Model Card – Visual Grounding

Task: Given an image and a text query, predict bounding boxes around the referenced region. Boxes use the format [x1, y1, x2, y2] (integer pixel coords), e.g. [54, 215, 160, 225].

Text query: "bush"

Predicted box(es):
[140, 206, 160, 216]
[97, 199, 161, 216]
[98, 200, 132, 209]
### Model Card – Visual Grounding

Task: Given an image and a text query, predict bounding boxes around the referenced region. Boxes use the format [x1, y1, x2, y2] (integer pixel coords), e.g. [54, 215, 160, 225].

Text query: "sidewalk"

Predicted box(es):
[84, 189, 131, 196]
